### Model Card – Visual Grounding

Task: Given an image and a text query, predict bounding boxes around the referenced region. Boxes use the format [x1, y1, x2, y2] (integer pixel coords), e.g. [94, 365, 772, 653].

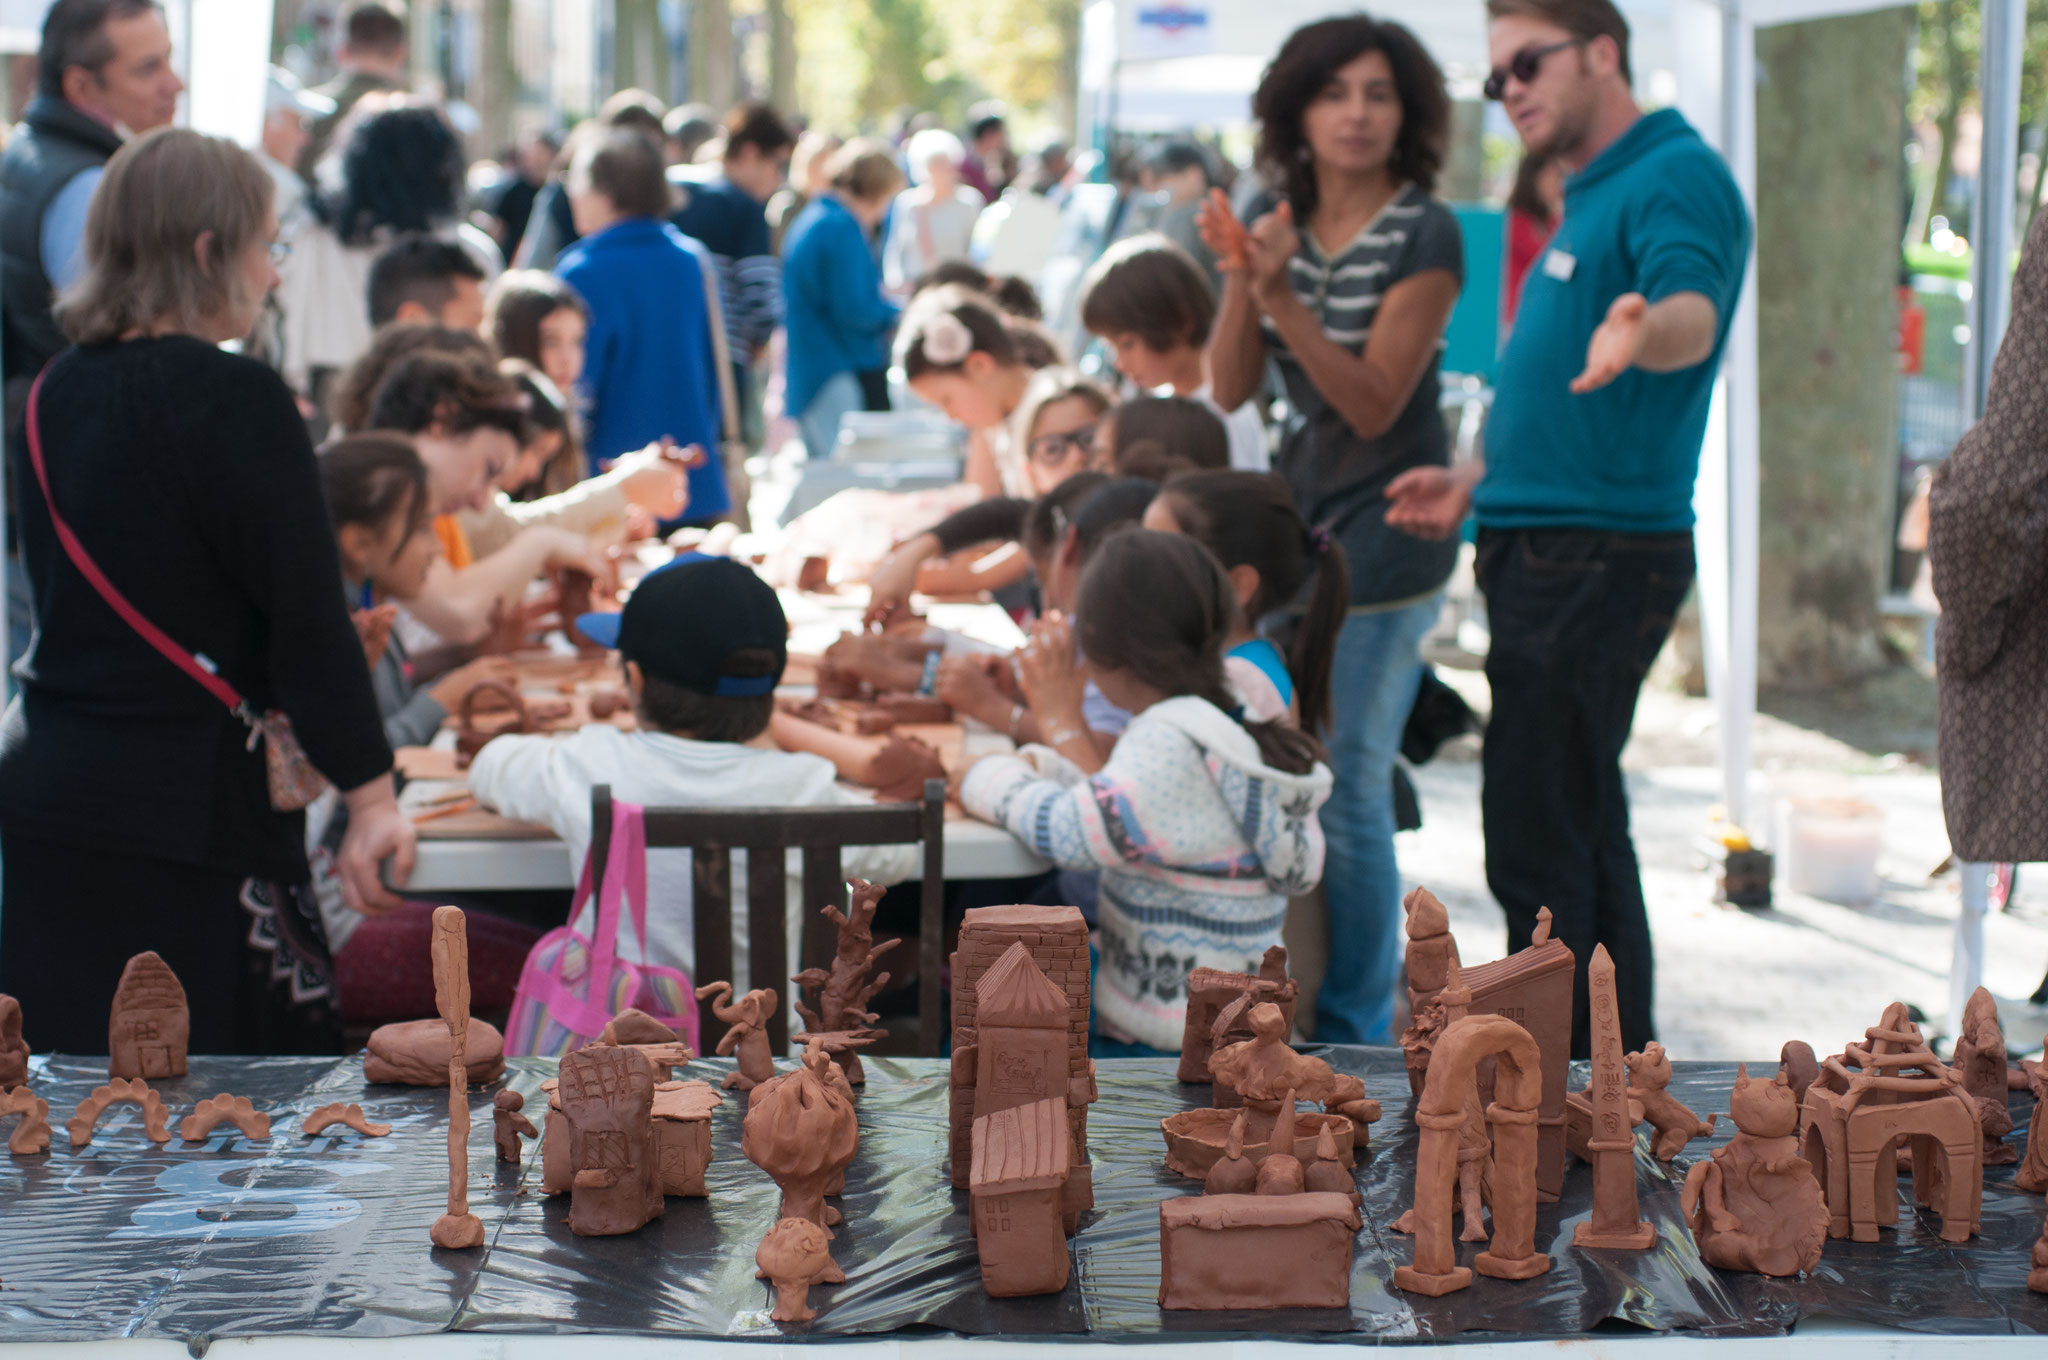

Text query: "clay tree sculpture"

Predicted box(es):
[1203, 1110, 1257, 1195]
[696, 982, 779, 1091]
[744, 1040, 859, 1235]
[0, 992, 27, 1089]
[302, 1103, 390, 1137]
[0, 1084, 51, 1154]
[560, 1045, 664, 1236]
[757, 1216, 838, 1323]
[1680, 1064, 1829, 1276]
[179, 1094, 273, 1143]
[791, 878, 899, 1085]
[428, 906, 486, 1250]
[2019, 1049, 2048, 1194]
[1576, 945, 1655, 1251]
[1391, 1012, 1551, 1297]
[495, 1089, 538, 1163]
[108, 951, 188, 1081]
[1627, 1041, 1717, 1160]
[66, 1078, 173, 1148]
[1952, 986, 2018, 1166]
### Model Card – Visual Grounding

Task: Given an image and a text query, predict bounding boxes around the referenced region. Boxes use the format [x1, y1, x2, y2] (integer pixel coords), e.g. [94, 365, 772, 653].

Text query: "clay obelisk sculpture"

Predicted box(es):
[429, 906, 485, 1249]
[1573, 945, 1654, 1250]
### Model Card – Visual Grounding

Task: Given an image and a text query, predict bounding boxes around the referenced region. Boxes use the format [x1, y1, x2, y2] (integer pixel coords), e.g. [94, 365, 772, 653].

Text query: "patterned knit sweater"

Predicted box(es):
[960, 695, 1333, 1049]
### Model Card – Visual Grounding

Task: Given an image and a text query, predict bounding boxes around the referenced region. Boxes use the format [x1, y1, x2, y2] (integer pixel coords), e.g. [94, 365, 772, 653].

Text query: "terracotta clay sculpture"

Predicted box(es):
[1402, 887, 1461, 1034]
[650, 1080, 723, 1195]
[1177, 946, 1299, 1084]
[428, 906, 486, 1250]
[559, 1044, 664, 1236]
[0, 1084, 51, 1154]
[1392, 1012, 1552, 1296]
[0, 993, 27, 1089]
[302, 1102, 390, 1137]
[2018, 1052, 2048, 1193]
[1162, 1000, 1363, 1183]
[108, 951, 189, 1081]
[696, 982, 779, 1090]
[1157, 1192, 1361, 1311]
[1778, 1041, 1820, 1105]
[742, 1039, 859, 1231]
[1952, 987, 2018, 1166]
[2032, 1216, 2048, 1294]
[1576, 946, 1655, 1250]
[495, 1089, 538, 1163]
[602, 1008, 681, 1046]
[756, 1216, 838, 1323]
[1681, 1064, 1829, 1276]
[1253, 1094, 1307, 1195]
[364, 1018, 506, 1085]
[1802, 1002, 1981, 1243]
[179, 1093, 272, 1143]
[1203, 1111, 1257, 1195]
[791, 878, 899, 1085]
[1305, 1123, 1360, 1207]
[1390, 961, 1491, 1244]
[556, 567, 611, 654]
[1626, 1042, 1717, 1161]
[767, 710, 945, 801]
[970, 1095, 1074, 1297]
[66, 1077, 172, 1148]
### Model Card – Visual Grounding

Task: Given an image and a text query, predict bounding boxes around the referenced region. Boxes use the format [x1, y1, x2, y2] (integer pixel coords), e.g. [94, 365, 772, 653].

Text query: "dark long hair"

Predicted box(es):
[1110, 395, 1229, 480]
[1077, 531, 1324, 775]
[1253, 16, 1451, 220]
[1157, 471, 1352, 735]
[320, 105, 467, 246]
[318, 432, 430, 540]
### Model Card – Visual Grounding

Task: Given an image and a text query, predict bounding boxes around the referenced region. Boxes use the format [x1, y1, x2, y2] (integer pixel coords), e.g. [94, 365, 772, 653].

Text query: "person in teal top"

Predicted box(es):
[1385, 0, 1750, 1060]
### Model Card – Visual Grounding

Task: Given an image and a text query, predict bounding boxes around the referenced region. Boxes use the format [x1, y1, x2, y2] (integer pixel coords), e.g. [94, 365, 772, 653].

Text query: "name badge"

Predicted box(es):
[1542, 249, 1577, 281]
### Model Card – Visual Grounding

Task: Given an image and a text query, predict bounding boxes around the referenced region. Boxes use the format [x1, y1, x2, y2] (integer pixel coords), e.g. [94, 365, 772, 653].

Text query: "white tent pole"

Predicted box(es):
[1719, 0, 1761, 835]
[1969, 0, 2025, 415]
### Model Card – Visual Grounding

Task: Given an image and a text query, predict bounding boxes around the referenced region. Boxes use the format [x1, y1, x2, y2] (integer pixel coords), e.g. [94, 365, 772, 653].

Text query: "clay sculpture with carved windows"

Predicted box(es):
[108, 951, 188, 1081]
[560, 1044, 664, 1236]
[696, 982, 780, 1091]
[791, 878, 898, 1085]
[1681, 1064, 1829, 1276]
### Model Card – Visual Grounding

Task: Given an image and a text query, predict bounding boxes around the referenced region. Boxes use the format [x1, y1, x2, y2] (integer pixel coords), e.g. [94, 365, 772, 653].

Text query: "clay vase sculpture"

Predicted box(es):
[1203, 1110, 1257, 1195]
[742, 1040, 859, 1234]
[2016, 1053, 2048, 1194]
[791, 878, 899, 1085]
[0, 1084, 51, 1154]
[365, 1017, 506, 1086]
[1681, 1064, 1829, 1276]
[757, 1216, 838, 1323]
[0, 993, 27, 1089]
[1952, 987, 2018, 1166]
[428, 907, 486, 1250]
[1305, 1123, 1361, 1208]
[697, 982, 779, 1091]
[108, 952, 188, 1081]
[1626, 1042, 1717, 1160]
[495, 1089, 538, 1163]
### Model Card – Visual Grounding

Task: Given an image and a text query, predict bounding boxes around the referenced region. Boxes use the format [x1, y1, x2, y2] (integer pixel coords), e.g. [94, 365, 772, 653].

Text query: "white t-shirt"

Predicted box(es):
[1194, 385, 1272, 471]
[468, 725, 918, 988]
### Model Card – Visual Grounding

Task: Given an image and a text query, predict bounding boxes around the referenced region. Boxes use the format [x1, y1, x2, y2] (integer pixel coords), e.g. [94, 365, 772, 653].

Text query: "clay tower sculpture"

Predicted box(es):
[1952, 986, 2018, 1166]
[696, 982, 779, 1091]
[0, 993, 27, 1089]
[791, 878, 898, 1086]
[108, 952, 188, 1081]
[1680, 1064, 1828, 1276]
[1575, 945, 1655, 1250]
[428, 907, 485, 1250]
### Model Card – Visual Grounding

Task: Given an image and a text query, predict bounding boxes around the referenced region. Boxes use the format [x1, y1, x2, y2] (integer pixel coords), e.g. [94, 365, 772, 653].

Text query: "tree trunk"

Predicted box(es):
[475, 0, 517, 152]
[1754, 10, 1912, 690]
[689, 0, 734, 111]
[767, 0, 797, 114]
[1933, 0, 1973, 233]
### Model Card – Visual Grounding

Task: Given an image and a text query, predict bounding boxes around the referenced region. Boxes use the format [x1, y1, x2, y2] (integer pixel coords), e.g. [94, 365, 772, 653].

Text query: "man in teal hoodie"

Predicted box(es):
[1386, 0, 1750, 1059]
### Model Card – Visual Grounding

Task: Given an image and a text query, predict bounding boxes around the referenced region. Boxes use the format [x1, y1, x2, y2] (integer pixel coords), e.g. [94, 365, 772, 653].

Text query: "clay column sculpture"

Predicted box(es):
[1680, 1065, 1828, 1276]
[429, 906, 485, 1250]
[1576, 946, 1655, 1250]
[791, 878, 899, 1085]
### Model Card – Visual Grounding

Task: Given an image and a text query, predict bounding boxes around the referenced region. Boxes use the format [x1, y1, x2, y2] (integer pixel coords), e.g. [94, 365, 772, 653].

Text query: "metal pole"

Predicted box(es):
[1969, 0, 2025, 417]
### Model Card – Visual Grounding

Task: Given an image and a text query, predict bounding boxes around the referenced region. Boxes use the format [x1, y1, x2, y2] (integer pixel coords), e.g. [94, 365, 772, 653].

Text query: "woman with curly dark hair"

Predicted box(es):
[1199, 15, 1464, 1050]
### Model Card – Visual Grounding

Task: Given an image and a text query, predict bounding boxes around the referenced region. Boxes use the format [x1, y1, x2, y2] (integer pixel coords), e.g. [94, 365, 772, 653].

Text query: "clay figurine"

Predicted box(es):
[742, 1039, 859, 1231]
[1163, 999, 1360, 1183]
[1575, 945, 1655, 1251]
[66, 1077, 172, 1148]
[0, 993, 27, 1089]
[1253, 1092, 1306, 1195]
[302, 1102, 390, 1137]
[179, 1093, 272, 1143]
[2032, 1216, 2048, 1295]
[791, 878, 899, 1085]
[1778, 1040, 1820, 1105]
[2015, 1048, 2048, 1194]
[428, 906, 486, 1250]
[756, 1216, 838, 1323]
[1178, 946, 1299, 1083]
[108, 951, 188, 1081]
[1203, 1110, 1256, 1195]
[696, 982, 779, 1090]
[365, 1017, 506, 1087]
[495, 1089, 538, 1163]
[560, 1045, 664, 1236]
[0, 1084, 51, 1155]
[1305, 1123, 1360, 1208]
[1626, 1042, 1717, 1161]
[1681, 1064, 1829, 1276]
[1952, 986, 2018, 1166]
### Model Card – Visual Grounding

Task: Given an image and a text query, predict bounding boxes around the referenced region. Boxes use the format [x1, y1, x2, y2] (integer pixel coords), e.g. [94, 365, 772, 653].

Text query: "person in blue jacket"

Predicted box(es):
[557, 126, 729, 521]
[781, 139, 905, 459]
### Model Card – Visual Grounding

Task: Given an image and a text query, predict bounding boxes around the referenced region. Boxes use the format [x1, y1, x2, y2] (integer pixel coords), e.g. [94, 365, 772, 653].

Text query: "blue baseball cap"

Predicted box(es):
[575, 554, 786, 696]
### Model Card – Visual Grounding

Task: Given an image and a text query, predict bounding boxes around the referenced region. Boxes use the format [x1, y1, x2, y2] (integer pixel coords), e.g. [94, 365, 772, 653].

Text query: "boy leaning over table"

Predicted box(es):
[467, 555, 917, 988]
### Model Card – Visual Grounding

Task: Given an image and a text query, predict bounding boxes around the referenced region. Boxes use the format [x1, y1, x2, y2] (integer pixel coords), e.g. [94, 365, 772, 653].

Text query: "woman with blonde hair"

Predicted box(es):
[0, 129, 416, 1056]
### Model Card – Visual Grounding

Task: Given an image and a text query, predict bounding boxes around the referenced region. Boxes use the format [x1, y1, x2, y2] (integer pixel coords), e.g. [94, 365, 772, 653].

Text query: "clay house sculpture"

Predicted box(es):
[970, 1095, 1073, 1297]
[559, 1044, 664, 1236]
[108, 951, 188, 1081]
[650, 1080, 723, 1195]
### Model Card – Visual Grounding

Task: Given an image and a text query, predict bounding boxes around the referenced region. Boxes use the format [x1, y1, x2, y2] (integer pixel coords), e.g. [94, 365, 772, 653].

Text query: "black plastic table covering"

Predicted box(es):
[0, 1048, 2043, 1344]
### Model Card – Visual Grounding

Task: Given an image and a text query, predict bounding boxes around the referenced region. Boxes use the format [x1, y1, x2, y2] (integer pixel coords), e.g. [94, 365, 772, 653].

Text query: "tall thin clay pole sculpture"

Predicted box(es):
[1574, 945, 1654, 1250]
[430, 906, 485, 1249]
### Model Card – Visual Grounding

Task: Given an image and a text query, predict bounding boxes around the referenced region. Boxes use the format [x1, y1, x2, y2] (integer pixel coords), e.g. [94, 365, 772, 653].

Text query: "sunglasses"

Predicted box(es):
[1028, 424, 1099, 465]
[1483, 38, 1583, 101]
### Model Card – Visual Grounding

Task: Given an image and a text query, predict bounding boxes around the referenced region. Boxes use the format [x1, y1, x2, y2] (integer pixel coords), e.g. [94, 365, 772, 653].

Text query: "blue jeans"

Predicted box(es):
[1312, 593, 1441, 1045]
[798, 371, 863, 460]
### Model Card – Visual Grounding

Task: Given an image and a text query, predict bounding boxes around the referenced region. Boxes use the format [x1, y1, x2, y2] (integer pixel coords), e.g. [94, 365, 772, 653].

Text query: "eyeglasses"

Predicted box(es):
[1483, 38, 1583, 101]
[1028, 424, 1099, 465]
[268, 240, 292, 267]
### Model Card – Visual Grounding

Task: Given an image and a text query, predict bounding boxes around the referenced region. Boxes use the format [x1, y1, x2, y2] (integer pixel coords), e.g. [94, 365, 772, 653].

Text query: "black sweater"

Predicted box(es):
[0, 337, 392, 880]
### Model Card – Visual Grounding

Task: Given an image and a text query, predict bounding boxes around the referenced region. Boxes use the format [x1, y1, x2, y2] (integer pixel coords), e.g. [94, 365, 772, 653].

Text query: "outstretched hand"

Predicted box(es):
[1572, 293, 1650, 394]
[1196, 187, 1250, 273]
[1384, 466, 1473, 542]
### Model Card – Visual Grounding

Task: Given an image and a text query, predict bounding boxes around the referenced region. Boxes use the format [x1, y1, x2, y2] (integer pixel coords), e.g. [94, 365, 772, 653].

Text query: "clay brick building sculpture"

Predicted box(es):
[949, 908, 1096, 1221]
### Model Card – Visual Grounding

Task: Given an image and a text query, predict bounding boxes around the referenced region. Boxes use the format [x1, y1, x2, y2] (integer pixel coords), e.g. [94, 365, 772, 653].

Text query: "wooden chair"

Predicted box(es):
[587, 780, 947, 1056]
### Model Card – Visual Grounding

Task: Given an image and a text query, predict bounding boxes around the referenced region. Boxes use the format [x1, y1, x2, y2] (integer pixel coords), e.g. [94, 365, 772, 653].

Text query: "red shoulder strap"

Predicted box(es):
[24, 369, 246, 713]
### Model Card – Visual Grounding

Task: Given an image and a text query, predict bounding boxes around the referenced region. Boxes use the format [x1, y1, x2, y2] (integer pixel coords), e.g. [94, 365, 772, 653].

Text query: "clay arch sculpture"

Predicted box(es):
[66, 1078, 173, 1149]
[179, 1094, 273, 1143]
[302, 1102, 391, 1137]
[1, 1084, 51, 1154]
[1393, 1013, 1551, 1296]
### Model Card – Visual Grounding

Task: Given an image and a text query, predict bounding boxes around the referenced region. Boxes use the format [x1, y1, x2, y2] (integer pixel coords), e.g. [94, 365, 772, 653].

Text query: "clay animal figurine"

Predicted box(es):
[428, 906, 486, 1250]
[1203, 1110, 1257, 1195]
[0, 1084, 51, 1155]
[495, 1089, 538, 1163]
[1626, 1042, 1717, 1160]
[179, 1094, 272, 1143]
[302, 1103, 390, 1137]
[791, 879, 899, 1085]
[0, 992, 27, 1089]
[756, 1216, 840, 1323]
[67, 1077, 172, 1148]
[1952, 987, 2018, 1166]
[2032, 1215, 2048, 1295]
[1680, 1064, 1829, 1276]
[742, 1039, 859, 1232]
[108, 951, 189, 1081]
[697, 982, 780, 1091]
